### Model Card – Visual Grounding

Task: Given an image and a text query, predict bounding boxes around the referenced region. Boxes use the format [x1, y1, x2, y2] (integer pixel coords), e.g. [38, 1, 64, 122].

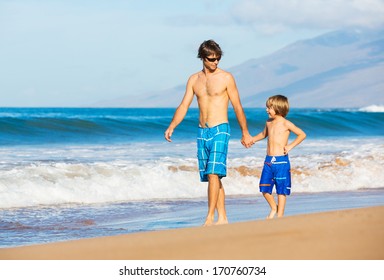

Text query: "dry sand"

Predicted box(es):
[1, 206, 383, 260]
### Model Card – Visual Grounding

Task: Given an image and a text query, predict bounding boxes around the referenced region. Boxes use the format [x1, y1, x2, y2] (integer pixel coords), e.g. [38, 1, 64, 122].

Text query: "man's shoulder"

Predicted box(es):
[187, 71, 201, 83]
[216, 68, 233, 76]
[221, 70, 235, 82]
[189, 70, 203, 79]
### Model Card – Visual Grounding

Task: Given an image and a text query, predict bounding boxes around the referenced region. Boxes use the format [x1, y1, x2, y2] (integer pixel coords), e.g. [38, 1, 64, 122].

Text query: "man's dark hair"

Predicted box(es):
[197, 40, 223, 59]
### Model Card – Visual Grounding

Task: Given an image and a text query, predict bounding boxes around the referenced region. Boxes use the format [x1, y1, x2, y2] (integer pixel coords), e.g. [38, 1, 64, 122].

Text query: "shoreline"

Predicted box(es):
[1, 206, 383, 260]
[2, 189, 383, 249]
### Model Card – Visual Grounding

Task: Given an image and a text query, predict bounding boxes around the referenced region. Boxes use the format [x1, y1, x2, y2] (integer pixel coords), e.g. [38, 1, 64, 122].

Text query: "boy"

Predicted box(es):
[252, 95, 306, 219]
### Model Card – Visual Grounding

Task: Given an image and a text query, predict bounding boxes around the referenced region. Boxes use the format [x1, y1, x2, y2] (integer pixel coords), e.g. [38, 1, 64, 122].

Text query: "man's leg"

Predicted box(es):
[204, 174, 221, 226]
[202, 123, 230, 226]
[215, 179, 228, 225]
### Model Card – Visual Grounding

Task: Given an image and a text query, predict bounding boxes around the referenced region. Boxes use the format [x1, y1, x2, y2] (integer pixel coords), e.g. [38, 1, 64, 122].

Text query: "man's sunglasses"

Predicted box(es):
[205, 56, 221, 62]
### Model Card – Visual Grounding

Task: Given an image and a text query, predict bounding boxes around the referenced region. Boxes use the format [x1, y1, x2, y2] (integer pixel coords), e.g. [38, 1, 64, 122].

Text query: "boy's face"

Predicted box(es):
[266, 106, 276, 118]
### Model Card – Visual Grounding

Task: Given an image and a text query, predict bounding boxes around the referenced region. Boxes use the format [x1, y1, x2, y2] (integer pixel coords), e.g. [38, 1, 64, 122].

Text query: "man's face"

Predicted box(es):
[203, 54, 221, 71]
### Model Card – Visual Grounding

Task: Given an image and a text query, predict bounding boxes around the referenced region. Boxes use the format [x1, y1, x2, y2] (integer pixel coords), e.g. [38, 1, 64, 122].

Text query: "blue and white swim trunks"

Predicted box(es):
[259, 155, 291, 195]
[197, 123, 230, 182]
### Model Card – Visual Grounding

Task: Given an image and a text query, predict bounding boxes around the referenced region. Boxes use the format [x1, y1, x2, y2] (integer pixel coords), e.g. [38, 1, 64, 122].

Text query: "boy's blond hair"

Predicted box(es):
[266, 95, 289, 118]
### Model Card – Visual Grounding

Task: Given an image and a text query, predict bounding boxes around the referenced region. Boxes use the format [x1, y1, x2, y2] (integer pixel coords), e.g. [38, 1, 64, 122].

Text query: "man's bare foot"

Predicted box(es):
[203, 217, 214, 226]
[215, 218, 228, 225]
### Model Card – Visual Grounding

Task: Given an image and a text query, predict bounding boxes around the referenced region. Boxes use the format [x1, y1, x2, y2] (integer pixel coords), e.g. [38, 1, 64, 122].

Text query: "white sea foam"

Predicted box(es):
[358, 105, 384, 112]
[0, 138, 383, 208]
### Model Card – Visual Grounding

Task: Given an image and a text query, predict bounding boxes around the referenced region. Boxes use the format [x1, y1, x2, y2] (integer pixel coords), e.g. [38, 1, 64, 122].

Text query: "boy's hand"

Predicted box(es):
[241, 133, 253, 148]
[284, 145, 291, 154]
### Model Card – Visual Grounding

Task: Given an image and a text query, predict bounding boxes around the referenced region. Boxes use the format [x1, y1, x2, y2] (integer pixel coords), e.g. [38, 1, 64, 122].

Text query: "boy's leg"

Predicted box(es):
[274, 155, 290, 218]
[204, 174, 221, 226]
[277, 194, 286, 217]
[262, 192, 277, 219]
[215, 179, 228, 225]
[260, 158, 276, 219]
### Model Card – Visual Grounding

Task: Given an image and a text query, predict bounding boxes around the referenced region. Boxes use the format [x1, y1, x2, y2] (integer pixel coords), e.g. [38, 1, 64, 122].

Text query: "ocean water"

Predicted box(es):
[1, 106, 384, 248]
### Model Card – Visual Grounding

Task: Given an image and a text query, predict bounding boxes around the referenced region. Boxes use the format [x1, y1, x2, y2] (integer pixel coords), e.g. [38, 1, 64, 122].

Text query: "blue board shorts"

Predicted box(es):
[259, 155, 291, 195]
[197, 123, 230, 182]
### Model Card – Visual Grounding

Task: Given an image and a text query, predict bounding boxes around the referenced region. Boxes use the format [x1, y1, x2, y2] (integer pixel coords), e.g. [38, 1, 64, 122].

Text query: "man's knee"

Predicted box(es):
[207, 174, 222, 186]
[207, 174, 219, 180]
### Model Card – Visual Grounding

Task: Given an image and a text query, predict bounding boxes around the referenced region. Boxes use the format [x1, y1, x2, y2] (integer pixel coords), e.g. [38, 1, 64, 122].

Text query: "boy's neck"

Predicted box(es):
[271, 115, 284, 121]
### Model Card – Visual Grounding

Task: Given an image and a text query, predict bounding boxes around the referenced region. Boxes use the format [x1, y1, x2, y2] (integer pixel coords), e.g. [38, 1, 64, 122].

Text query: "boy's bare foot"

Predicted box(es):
[266, 206, 278, 219]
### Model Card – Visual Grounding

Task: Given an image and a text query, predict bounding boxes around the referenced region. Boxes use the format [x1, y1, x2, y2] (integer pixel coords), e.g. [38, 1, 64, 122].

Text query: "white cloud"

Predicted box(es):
[231, 0, 384, 33]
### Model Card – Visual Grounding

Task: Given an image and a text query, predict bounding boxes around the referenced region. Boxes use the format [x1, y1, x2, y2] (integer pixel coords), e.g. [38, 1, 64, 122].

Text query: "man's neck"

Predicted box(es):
[202, 67, 219, 75]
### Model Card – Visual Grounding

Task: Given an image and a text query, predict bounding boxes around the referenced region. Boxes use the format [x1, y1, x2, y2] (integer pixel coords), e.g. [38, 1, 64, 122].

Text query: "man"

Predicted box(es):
[164, 40, 253, 226]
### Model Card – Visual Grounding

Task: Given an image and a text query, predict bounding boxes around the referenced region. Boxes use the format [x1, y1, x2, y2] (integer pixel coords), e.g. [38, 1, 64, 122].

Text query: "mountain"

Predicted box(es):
[94, 28, 384, 108]
[235, 28, 384, 108]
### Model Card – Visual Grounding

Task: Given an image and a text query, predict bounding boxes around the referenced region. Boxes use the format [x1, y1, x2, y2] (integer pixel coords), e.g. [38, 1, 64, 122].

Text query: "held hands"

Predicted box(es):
[241, 133, 254, 148]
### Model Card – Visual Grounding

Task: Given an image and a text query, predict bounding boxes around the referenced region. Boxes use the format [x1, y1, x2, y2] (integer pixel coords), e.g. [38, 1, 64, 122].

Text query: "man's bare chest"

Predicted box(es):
[193, 78, 226, 97]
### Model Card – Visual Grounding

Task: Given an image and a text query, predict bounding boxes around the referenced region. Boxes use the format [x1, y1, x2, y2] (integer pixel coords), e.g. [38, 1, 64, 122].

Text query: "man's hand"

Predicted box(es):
[164, 128, 174, 142]
[241, 133, 253, 148]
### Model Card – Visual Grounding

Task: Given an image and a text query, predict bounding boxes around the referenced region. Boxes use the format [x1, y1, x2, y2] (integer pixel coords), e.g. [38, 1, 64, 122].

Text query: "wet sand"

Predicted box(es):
[1, 206, 383, 260]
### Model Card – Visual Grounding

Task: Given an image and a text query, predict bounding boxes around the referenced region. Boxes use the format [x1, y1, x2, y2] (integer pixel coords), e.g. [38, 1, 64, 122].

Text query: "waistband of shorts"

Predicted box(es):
[265, 155, 289, 162]
[198, 122, 229, 131]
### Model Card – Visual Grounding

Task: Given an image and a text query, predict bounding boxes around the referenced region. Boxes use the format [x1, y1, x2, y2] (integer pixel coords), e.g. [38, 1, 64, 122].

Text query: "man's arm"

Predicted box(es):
[164, 76, 195, 142]
[226, 73, 253, 148]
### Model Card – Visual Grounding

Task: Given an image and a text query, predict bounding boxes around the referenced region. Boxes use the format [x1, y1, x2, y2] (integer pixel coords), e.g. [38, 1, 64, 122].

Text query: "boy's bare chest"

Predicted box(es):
[267, 121, 287, 136]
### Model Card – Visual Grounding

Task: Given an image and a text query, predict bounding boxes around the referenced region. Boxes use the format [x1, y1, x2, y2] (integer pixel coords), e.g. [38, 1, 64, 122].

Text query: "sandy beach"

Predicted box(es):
[1, 206, 383, 260]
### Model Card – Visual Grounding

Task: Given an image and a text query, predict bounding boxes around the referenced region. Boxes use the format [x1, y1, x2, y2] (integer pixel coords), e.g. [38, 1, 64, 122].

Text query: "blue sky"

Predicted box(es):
[1, 0, 383, 107]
